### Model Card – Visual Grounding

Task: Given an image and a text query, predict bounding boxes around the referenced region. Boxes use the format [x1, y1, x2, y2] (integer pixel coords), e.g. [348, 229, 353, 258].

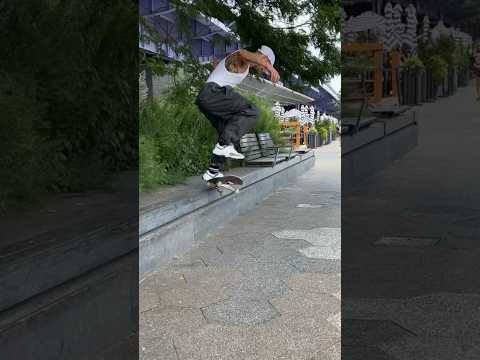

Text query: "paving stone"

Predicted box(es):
[143, 269, 187, 294]
[342, 319, 416, 347]
[327, 312, 341, 331]
[341, 345, 395, 360]
[273, 227, 340, 247]
[248, 238, 312, 263]
[238, 261, 299, 297]
[300, 245, 340, 260]
[270, 291, 339, 319]
[160, 284, 233, 309]
[296, 203, 325, 208]
[202, 297, 280, 326]
[140, 276, 162, 313]
[314, 341, 341, 360]
[252, 312, 340, 359]
[173, 324, 260, 360]
[343, 293, 480, 339]
[156, 266, 251, 308]
[180, 266, 246, 288]
[140, 306, 206, 341]
[289, 256, 340, 273]
[140, 336, 177, 360]
[274, 227, 341, 261]
[373, 236, 439, 247]
[169, 259, 206, 270]
[380, 336, 480, 360]
[288, 273, 341, 299]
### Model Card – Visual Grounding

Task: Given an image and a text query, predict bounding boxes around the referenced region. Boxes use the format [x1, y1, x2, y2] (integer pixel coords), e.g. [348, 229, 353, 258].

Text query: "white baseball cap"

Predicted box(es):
[257, 45, 275, 65]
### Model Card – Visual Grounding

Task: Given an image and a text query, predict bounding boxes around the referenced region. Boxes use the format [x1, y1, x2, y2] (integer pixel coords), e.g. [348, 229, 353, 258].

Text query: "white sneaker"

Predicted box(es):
[212, 143, 245, 160]
[202, 170, 224, 182]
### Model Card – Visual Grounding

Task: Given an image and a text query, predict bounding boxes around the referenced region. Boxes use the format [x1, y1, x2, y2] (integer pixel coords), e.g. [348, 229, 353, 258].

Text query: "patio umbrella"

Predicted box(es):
[393, 4, 404, 51]
[283, 109, 303, 119]
[404, 4, 418, 55]
[384, 3, 394, 51]
[421, 15, 430, 44]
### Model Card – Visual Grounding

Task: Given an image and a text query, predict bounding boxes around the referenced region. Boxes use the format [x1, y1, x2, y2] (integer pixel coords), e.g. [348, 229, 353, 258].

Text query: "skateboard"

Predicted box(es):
[207, 175, 243, 194]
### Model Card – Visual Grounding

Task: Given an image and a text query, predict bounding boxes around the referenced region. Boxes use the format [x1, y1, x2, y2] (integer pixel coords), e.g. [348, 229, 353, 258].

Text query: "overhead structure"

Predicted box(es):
[238, 76, 313, 106]
[139, 0, 241, 62]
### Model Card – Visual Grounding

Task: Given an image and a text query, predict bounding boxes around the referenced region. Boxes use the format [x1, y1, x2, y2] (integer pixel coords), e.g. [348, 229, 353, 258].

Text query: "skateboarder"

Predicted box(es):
[195, 46, 280, 181]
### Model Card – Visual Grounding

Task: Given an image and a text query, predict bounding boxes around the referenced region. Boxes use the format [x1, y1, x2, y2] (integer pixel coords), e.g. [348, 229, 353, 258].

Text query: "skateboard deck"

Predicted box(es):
[207, 175, 243, 194]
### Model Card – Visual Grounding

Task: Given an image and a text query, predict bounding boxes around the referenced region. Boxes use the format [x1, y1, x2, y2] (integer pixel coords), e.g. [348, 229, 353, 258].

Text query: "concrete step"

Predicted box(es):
[139, 152, 316, 278]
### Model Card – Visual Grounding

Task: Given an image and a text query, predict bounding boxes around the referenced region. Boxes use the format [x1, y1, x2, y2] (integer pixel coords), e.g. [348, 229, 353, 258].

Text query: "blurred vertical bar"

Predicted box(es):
[342, 0, 480, 359]
[0, 1, 139, 359]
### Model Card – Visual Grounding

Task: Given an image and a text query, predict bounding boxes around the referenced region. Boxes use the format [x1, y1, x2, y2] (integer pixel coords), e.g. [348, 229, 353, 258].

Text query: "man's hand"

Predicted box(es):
[212, 57, 220, 68]
[268, 66, 280, 83]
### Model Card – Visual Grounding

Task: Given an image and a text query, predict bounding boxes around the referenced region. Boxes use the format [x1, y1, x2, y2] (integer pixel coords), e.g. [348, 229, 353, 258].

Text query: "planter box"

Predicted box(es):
[307, 133, 317, 148]
[316, 134, 324, 146]
[425, 69, 437, 102]
[400, 68, 425, 106]
[458, 67, 469, 87]
[448, 67, 458, 95]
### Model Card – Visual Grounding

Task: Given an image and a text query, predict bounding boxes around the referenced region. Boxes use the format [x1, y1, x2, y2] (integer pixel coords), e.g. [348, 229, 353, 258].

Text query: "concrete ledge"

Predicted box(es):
[342, 111, 418, 191]
[0, 252, 138, 360]
[0, 216, 137, 313]
[139, 152, 316, 277]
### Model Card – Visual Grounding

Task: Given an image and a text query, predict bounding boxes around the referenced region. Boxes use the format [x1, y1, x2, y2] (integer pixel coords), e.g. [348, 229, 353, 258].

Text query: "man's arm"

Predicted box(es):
[237, 49, 280, 83]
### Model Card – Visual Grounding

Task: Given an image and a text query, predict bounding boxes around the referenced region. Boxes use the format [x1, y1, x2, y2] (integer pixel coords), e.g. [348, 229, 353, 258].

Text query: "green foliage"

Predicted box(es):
[424, 55, 448, 84]
[0, 0, 138, 209]
[330, 121, 337, 133]
[435, 36, 458, 67]
[402, 56, 425, 70]
[319, 127, 329, 142]
[419, 35, 472, 85]
[315, 119, 331, 132]
[308, 127, 318, 134]
[243, 94, 283, 145]
[139, 95, 216, 191]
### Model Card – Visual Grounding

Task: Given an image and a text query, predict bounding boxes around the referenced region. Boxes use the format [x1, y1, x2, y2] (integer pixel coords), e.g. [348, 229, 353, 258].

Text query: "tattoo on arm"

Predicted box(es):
[225, 55, 235, 72]
[225, 52, 247, 73]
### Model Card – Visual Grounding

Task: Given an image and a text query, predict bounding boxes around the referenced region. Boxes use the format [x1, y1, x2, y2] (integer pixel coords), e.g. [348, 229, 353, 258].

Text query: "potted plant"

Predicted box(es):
[330, 122, 337, 140]
[400, 56, 425, 105]
[319, 128, 329, 145]
[423, 55, 448, 99]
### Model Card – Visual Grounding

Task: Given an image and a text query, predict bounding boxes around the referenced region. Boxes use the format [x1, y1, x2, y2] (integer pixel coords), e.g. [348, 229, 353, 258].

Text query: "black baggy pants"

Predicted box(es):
[195, 82, 259, 170]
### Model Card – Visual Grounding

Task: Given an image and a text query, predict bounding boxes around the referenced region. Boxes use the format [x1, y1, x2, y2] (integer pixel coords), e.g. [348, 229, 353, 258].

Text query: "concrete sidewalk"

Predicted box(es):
[343, 83, 480, 359]
[140, 141, 341, 360]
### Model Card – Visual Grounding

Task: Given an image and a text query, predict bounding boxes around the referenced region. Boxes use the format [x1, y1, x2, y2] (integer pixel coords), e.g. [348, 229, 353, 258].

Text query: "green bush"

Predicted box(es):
[402, 56, 425, 70]
[319, 128, 329, 142]
[243, 93, 284, 145]
[330, 122, 337, 133]
[139, 96, 216, 191]
[425, 55, 448, 84]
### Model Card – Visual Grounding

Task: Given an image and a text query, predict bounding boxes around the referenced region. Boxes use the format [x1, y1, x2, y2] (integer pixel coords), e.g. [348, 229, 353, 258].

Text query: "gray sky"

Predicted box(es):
[272, 14, 341, 93]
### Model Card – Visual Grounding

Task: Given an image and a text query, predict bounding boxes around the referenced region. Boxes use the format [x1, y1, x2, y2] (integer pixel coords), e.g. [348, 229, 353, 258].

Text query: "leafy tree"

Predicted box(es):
[149, 0, 341, 88]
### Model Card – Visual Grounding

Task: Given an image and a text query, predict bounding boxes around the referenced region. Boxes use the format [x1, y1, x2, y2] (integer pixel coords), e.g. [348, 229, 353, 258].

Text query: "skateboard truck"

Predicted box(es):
[207, 175, 243, 194]
[215, 181, 239, 194]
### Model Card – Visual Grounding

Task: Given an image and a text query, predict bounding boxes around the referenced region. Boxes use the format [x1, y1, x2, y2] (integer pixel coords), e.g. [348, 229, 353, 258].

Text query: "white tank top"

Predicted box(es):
[206, 52, 249, 87]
